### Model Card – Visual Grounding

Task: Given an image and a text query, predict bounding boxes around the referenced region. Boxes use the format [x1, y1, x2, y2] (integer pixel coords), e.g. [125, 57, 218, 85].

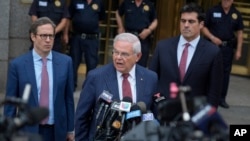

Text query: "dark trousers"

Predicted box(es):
[137, 37, 151, 67]
[69, 35, 99, 88]
[39, 124, 55, 141]
[220, 45, 234, 102]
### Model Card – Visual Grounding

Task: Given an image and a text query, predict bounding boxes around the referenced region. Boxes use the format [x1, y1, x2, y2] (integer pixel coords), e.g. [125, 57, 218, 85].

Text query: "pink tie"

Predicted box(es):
[40, 57, 49, 124]
[179, 43, 190, 82]
[122, 73, 132, 99]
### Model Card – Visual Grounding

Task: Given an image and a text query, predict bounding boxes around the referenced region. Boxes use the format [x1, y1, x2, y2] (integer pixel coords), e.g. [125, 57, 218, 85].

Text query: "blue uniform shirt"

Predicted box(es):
[29, 0, 70, 25]
[69, 0, 105, 34]
[118, 0, 157, 32]
[204, 4, 244, 41]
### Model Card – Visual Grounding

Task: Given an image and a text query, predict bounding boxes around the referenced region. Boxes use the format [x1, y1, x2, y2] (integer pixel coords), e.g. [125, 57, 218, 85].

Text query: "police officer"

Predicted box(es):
[116, 0, 158, 67]
[202, 0, 244, 108]
[65, 0, 105, 89]
[29, 0, 70, 52]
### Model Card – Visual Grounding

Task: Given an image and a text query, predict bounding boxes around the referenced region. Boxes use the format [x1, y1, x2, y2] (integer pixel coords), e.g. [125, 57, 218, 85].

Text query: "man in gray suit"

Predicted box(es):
[75, 33, 158, 141]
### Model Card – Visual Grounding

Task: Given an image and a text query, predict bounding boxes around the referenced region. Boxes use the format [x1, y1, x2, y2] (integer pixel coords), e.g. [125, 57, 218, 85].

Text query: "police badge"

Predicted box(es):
[54, 0, 61, 7]
[232, 13, 238, 20]
[92, 3, 98, 10]
[143, 5, 149, 11]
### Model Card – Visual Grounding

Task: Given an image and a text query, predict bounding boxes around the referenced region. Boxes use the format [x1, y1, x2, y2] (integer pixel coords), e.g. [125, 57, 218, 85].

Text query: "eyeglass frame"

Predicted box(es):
[35, 34, 55, 40]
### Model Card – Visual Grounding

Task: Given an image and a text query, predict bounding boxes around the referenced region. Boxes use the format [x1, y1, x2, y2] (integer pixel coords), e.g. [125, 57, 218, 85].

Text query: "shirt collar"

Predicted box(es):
[32, 49, 52, 61]
[179, 35, 200, 49]
[117, 65, 136, 79]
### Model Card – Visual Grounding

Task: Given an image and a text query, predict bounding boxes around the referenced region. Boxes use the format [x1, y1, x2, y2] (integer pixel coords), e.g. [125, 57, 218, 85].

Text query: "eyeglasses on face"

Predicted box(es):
[112, 49, 135, 59]
[36, 34, 55, 40]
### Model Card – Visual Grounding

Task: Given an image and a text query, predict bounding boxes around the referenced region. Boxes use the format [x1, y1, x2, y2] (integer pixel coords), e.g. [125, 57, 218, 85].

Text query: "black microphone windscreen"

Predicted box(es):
[28, 107, 49, 125]
[130, 105, 140, 111]
[137, 101, 147, 114]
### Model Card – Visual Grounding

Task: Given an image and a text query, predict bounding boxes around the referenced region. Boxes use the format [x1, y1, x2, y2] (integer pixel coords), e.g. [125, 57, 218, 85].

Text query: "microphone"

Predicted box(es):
[2, 84, 32, 108]
[191, 104, 228, 136]
[13, 107, 49, 129]
[22, 84, 31, 103]
[105, 101, 121, 137]
[4, 107, 49, 138]
[137, 101, 159, 126]
[95, 91, 113, 121]
[137, 101, 147, 114]
[118, 97, 132, 138]
[142, 113, 154, 122]
[106, 101, 120, 124]
[125, 105, 142, 130]
[95, 91, 113, 137]
[178, 86, 192, 121]
[153, 93, 166, 104]
[170, 82, 178, 99]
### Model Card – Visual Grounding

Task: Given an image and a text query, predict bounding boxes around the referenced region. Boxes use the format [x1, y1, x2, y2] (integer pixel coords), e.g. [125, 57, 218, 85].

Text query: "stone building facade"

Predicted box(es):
[0, 0, 31, 93]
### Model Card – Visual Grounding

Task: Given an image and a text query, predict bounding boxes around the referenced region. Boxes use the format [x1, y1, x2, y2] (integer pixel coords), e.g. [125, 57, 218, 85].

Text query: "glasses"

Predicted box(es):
[36, 34, 55, 40]
[112, 49, 135, 59]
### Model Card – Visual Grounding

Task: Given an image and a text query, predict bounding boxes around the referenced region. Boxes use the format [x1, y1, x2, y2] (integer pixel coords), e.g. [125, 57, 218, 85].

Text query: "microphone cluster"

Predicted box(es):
[122, 83, 229, 141]
[94, 92, 156, 141]
[0, 84, 48, 141]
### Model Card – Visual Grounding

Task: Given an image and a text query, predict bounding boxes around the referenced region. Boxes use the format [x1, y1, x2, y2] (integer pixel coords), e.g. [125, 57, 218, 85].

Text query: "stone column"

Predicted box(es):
[0, 1, 10, 93]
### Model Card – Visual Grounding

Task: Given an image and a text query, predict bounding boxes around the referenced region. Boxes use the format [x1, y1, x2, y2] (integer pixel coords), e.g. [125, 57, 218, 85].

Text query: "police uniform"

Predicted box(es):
[117, 0, 157, 67]
[204, 4, 244, 104]
[29, 0, 70, 52]
[69, 0, 105, 88]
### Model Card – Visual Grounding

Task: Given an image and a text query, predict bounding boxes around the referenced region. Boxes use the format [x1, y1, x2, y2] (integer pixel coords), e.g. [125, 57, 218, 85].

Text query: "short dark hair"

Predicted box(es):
[29, 17, 56, 35]
[180, 3, 205, 22]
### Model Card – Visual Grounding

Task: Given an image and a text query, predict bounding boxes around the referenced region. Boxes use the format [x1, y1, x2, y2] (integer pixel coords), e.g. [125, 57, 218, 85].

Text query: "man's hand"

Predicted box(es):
[66, 132, 74, 141]
[211, 36, 222, 46]
[139, 28, 151, 40]
[235, 50, 241, 60]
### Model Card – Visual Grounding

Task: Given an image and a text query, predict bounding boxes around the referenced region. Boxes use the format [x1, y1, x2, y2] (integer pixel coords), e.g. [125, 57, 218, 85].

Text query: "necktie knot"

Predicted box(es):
[122, 73, 129, 79]
[42, 58, 47, 66]
[184, 43, 190, 48]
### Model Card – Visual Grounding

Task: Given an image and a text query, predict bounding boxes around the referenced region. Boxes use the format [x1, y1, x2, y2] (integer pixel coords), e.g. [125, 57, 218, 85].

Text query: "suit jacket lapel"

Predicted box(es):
[103, 64, 120, 100]
[171, 37, 182, 82]
[25, 52, 39, 105]
[135, 65, 145, 101]
[52, 52, 59, 102]
[185, 38, 205, 81]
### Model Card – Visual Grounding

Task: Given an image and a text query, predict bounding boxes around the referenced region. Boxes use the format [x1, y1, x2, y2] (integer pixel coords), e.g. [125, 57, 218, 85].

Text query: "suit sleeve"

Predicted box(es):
[149, 42, 161, 77]
[75, 73, 96, 141]
[207, 50, 223, 107]
[65, 58, 75, 132]
[4, 61, 19, 117]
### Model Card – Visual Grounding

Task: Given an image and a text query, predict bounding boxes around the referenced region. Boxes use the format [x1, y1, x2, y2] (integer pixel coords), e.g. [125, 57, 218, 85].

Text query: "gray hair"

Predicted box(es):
[113, 33, 141, 54]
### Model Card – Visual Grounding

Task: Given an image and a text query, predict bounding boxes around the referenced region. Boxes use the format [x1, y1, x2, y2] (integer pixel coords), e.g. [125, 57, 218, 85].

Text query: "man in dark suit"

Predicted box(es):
[150, 3, 223, 107]
[75, 33, 158, 141]
[4, 17, 74, 141]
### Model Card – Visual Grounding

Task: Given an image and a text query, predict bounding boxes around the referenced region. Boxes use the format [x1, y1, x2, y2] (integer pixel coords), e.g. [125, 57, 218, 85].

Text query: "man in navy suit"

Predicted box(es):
[75, 33, 158, 141]
[150, 3, 223, 107]
[4, 17, 75, 141]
